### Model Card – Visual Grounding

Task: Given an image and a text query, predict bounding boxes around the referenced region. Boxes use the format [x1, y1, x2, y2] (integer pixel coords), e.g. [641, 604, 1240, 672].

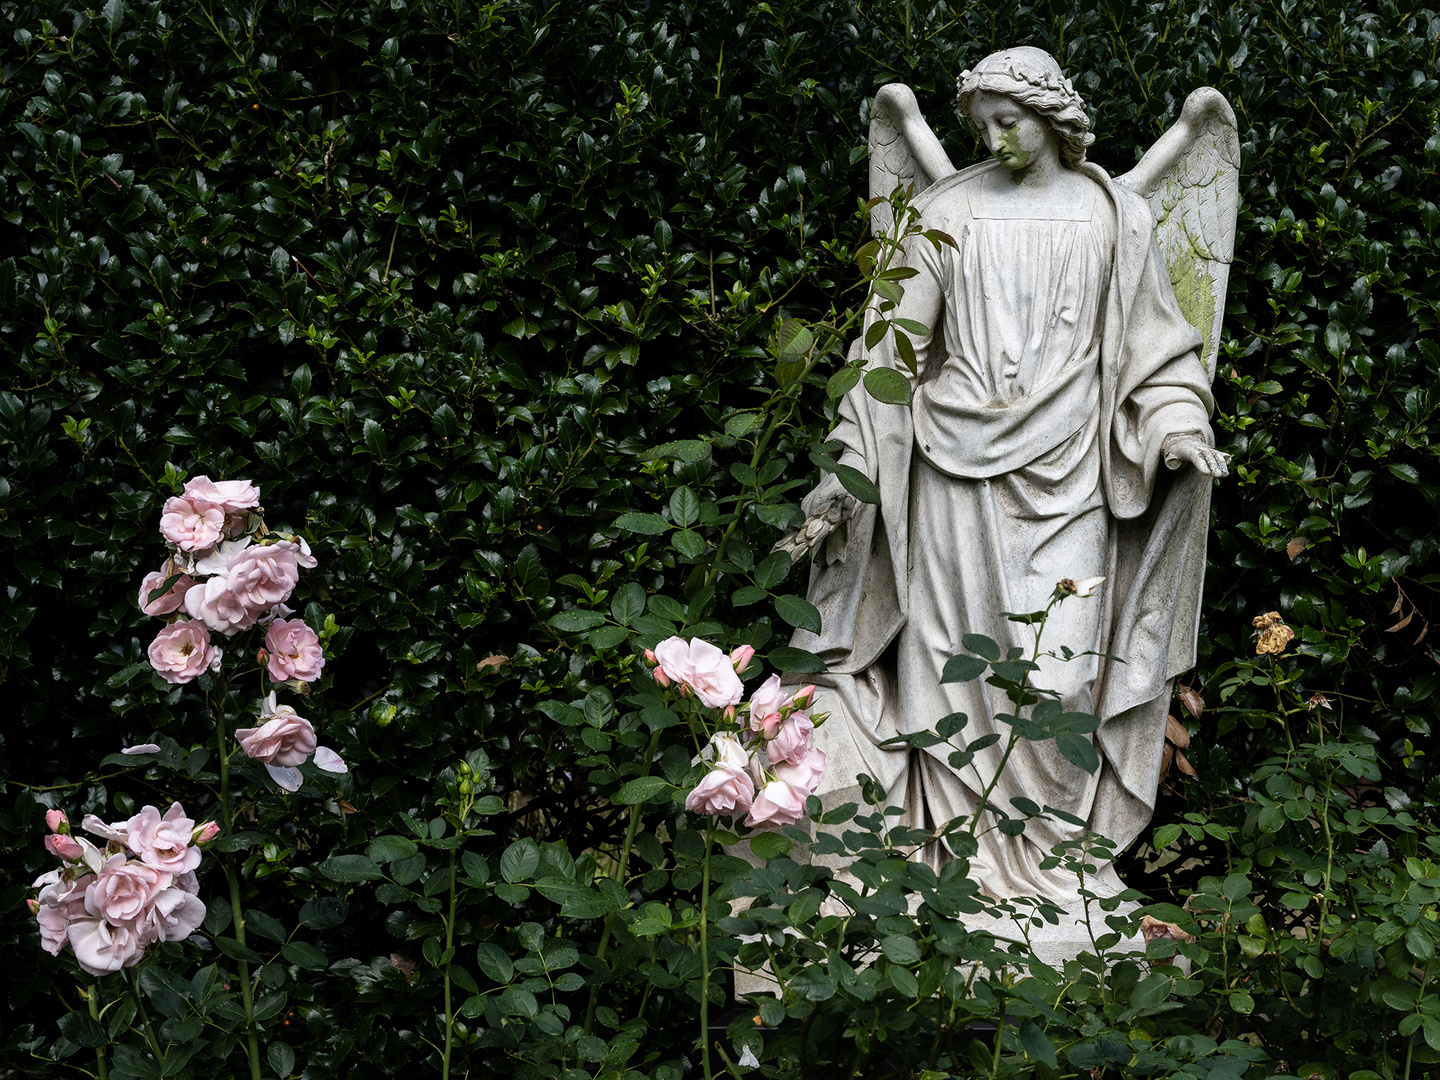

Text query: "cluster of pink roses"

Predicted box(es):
[30, 806, 214, 976]
[646, 637, 827, 830]
[142, 475, 324, 687]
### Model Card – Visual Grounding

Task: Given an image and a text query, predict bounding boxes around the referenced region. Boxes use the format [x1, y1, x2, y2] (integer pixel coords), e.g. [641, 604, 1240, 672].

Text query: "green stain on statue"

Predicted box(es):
[1168, 241, 1217, 368]
[994, 129, 1032, 176]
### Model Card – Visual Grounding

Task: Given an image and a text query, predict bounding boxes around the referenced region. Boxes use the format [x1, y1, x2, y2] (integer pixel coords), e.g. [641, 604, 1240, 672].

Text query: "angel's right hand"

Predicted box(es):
[774, 474, 858, 561]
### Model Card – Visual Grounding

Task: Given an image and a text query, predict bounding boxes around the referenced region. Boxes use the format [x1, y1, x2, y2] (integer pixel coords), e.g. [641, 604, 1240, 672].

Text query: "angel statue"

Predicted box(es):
[778, 46, 1240, 908]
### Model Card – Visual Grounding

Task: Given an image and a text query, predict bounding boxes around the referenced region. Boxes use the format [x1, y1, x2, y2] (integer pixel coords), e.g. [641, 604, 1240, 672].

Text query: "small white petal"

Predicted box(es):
[1073, 575, 1106, 598]
[120, 743, 161, 755]
[265, 764, 303, 792]
[313, 746, 348, 774]
[738, 1046, 760, 1068]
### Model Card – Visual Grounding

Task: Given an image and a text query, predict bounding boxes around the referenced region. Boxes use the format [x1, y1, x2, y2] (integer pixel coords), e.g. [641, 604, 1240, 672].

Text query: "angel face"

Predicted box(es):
[968, 89, 1059, 175]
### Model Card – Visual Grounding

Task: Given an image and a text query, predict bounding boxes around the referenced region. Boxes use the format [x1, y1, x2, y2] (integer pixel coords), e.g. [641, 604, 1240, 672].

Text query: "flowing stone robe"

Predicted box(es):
[792, 161, 1216, 902]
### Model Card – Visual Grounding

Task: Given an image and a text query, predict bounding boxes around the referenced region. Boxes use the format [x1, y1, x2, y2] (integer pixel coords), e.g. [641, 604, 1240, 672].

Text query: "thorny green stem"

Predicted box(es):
[216, 692, 263, 1080]
[84, 983, 108, 1080]
[442, 847, 458, 1080]
[583, 727, 664, 1036]
[127, 969, 165, 1066]
[700, 828, 716, 1080]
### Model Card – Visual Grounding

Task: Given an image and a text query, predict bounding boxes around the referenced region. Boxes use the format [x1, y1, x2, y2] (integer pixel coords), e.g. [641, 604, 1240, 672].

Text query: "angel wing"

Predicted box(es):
[868, 84, 956, 238]
[1115, 88, 1241, 383]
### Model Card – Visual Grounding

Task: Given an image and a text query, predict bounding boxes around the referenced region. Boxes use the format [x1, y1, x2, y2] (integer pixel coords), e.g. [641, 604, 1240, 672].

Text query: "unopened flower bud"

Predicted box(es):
[26, 898, 40, 914]
[653, 666, 671, 688]
[194, 821, 221, 844]
[257, 648, 269, 668]
[730, 645, 756, 675]
[644, 649, 658, 665]
[44, 834, 84, 861]
[45, 809, 68, 833]
[792, 685, 816, 709]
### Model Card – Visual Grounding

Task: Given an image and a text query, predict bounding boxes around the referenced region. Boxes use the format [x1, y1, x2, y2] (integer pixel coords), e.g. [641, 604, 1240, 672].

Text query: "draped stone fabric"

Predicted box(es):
[789, 161, 1215, 902]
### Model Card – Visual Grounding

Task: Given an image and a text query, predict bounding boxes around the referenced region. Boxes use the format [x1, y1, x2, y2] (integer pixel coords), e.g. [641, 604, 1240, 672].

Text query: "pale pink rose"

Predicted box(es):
[45, 810, 67, 833]
[313, 746, 347, 774]
[279, 535, 317, 569]
[125, 803, 200, 874]
[192, 537, 251, 577]
[137, 886, 206, 945]
[653, 637, 744, 709]
[44, 834, 84, 861]
[775, 746, 827, 796]
[36, 875, 92, 956]
[235, 707, 317, 766]
[652, 637, 690, 685]
[261, 618, 325, 682]
[148, 621, 215, 684]
[766, 711, 815, 766]
[686, 765, 755, 816]
[68, 915, 146, 975]
[85, 854, 171, 926]
[225, 543, 300, 612]
[730, 644, 756, 675]
[159, 496, 226, 552]
[182, 476, 260, 513]
[748, 674, 790, 738]
[139, 568, 194, 616]
[685, 735, 756, 816]
[80, 814, 129, 848]
[193, 821, 220, 844]
[183, 577, 256, 636]
[745, 778, 807, 829]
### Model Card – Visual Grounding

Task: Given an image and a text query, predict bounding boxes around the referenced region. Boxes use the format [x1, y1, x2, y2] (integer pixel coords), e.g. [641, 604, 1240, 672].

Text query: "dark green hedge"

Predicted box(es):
[3, 0, 1440, 1076]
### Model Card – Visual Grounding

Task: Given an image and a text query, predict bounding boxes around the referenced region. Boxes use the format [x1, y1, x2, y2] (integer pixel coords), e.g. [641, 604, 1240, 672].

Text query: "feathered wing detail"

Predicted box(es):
[868, 84, 956, 238]
[1115, 88, 1241, 383]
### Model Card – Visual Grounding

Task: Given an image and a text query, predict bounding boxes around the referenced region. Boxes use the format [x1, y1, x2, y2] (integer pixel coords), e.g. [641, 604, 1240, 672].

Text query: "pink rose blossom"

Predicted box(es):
[684, 735, 756, 816]
[68, 915, 146, 975]
[184, 577, 257, 636]
[139, 568, 194, 616]
[766, 711, 815, 766]
[225, 543, 300, 612]
[81, 814, 130, 848]
[182, 476, 260, 514]
[261, 618, 325, 682]
[775, 746, 827, 796]
[147, 621, 216, 684]
[652, 636, 744, 710]
[45, 810, 67, 833]
[137, 887, 206, 945]
[235, 705, 317, 767]
[159, 496, 226, 552]
[745, 778, 807, 830]
[125, 803, 200, 874]
[35, 875, 92, 956]
[85, 854, 171, 926]
[748, 674, 790, 738]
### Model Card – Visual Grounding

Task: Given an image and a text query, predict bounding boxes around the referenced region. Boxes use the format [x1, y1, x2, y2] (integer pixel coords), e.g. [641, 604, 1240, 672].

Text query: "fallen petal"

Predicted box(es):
[121, 743, 162, 756]
[313, 746, 348, 774]
[265, 764, 303, 792]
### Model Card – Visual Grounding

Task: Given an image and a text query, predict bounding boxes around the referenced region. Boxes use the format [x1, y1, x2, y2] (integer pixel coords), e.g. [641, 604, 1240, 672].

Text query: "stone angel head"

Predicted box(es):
[954, 46, 1095, 169]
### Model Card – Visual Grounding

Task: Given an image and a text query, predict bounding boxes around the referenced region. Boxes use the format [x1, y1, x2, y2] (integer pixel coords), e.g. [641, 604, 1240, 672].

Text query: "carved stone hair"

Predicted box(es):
[955, 46, 1095, 169]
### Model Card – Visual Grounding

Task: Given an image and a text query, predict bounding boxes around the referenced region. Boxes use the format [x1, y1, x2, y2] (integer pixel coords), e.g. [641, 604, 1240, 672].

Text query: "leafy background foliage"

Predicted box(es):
[3, 0, 1440, 1076]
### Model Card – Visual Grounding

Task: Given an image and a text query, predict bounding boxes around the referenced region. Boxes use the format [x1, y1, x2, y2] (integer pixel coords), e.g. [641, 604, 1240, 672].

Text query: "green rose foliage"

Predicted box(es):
[3, 0, 1440, 1076]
